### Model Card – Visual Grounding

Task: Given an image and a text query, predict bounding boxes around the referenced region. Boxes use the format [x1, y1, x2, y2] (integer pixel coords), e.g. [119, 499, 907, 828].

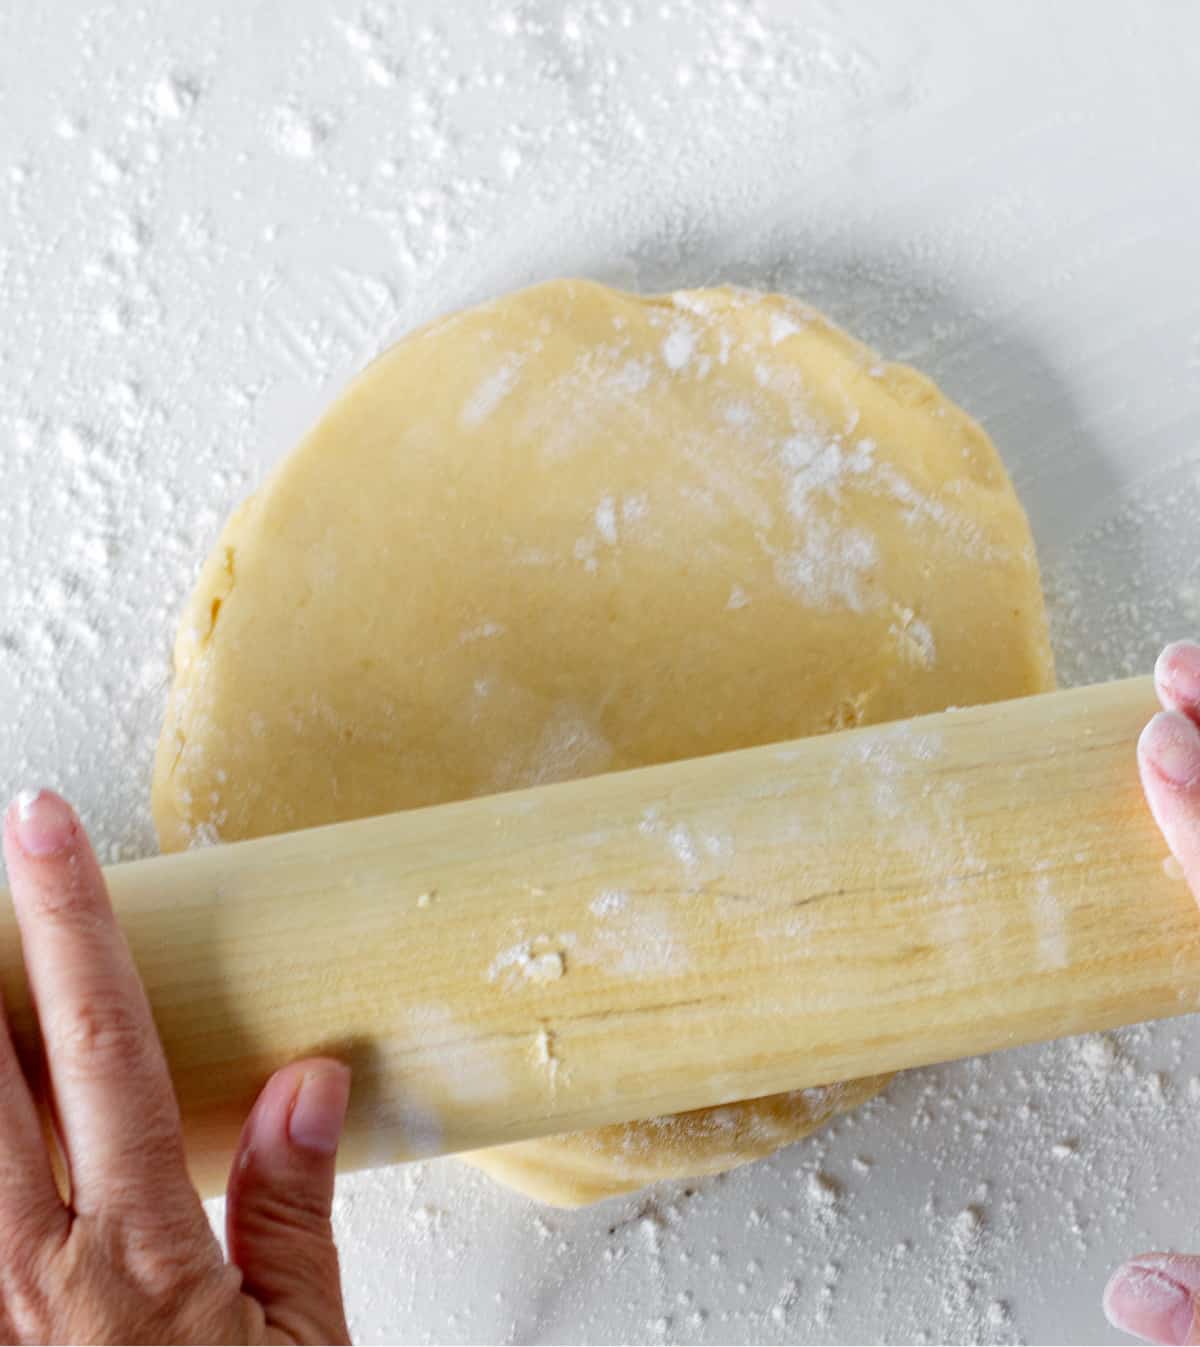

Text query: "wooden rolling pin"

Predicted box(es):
[2, 675, 1197, 1197]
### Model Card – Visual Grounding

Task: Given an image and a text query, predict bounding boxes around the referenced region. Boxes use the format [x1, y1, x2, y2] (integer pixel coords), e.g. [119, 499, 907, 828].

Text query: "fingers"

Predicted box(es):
[0, 826, 67, 1242]
[1105, 1254, 1200, 1345]
[225, 1058, 352, 1345]
[1112, 649, 1200, 1345]
[1138, 708, 1200, 883]
[3, 790, 197, 1217]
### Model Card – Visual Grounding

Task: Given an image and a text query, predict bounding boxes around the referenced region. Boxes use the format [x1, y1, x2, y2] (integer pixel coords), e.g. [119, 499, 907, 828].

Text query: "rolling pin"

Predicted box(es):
[2, 675, 1196, 1197]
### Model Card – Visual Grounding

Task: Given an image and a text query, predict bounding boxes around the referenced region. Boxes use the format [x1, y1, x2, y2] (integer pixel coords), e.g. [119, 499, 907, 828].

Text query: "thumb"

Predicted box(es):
[1105, 1254, 1200, 1345]
[226, 1059, 352, 1345]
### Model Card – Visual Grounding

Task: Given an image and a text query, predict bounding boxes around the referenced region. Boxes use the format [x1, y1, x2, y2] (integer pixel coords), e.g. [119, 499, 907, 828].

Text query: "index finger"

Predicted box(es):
[1138, 711, 1200, 891]
[3, 790, 197, 1217]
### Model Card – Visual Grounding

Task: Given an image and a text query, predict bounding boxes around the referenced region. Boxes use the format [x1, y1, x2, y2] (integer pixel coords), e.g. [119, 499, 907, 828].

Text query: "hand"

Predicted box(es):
[0, 790, 352, 1344]
[1104, 640, 1200, 1345]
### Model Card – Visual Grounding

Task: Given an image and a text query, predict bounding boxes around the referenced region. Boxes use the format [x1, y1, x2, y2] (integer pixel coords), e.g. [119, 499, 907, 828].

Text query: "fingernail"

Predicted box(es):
[1105, 1262, 1197, 1345]
[288, 1063, 351, 1156]
[9, 790, 77, 857]
[1140, 712, 1200, 789]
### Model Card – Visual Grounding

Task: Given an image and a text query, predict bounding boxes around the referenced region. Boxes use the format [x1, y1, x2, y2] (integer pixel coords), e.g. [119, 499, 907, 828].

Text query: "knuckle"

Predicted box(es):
[105, 1114, 187, 1192]
[27, 870, 101, 923]
[0, 1242, 43, 1292]
[116, 1216, 217, 1298]
[237, 1184, 336, 1251]
[0, 1225, 59, 1340]
[52, 990, 148, 1076]
[2, 1287, 50, 1343]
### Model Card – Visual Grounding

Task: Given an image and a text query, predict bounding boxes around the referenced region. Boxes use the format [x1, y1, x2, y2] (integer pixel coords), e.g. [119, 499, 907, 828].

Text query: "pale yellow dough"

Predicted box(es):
[153, 280, 1054, 1206]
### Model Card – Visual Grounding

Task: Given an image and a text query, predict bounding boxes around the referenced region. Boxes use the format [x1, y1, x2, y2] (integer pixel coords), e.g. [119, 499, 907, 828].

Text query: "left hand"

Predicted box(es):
[0, 789, 353, 1344]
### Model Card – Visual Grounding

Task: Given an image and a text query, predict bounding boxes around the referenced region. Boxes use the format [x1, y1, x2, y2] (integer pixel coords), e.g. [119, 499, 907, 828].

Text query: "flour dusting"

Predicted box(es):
[662, 323, 697, 372]
[488, 938, 568, 986]
[3, 2, 1196, 1344]
[461, 357, 523, 428]
[775, 520, 878, 612]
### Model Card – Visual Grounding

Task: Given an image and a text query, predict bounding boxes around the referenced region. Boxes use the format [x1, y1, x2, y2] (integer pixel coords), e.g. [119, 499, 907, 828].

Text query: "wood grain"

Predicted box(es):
[2, 675, 1195, 1196]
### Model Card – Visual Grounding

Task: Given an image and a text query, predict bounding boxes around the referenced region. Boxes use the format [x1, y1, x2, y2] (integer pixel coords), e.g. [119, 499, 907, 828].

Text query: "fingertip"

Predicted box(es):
[241, 1063, 302, 1154]
[1139, 711, 1200, 792]
[1156, 641, 1200, 720]
[4, 789, 79, 860]
[288, 1059, 351, 1157]
[240, 1058, 351, 1165]
[1138, 714, 1200, 901]
[1105, 1256, 1200, 1345]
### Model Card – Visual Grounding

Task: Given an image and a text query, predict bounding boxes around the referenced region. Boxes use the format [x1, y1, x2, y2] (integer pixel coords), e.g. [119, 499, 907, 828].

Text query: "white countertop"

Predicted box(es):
[2, 2, 1199, 1341]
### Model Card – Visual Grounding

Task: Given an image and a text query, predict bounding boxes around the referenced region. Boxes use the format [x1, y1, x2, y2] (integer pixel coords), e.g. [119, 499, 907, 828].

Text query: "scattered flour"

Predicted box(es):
[151, 73, 198, 121]
[533, 1026, 561, 1090]
[667, 823, 699, 869]
[458, 620, 506, 643]
[584, 892, 691, 979]
[662, 323, 697, 372]
[768, 313, 803, 345]
[1031, 867, 1071, 972]
[2, 2, 1197, 1344]
[774, 520, 878, 612]
[460, 357, 523, 427]
[488, 938, 568, 986]
[590, 888, 629, 917]
[594, 495, 619, 546]
[271, 105, 327, 158]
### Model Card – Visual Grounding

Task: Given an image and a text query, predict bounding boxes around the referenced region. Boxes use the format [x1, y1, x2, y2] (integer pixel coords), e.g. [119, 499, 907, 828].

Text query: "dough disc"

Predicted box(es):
[153, 280, 1054, 1206]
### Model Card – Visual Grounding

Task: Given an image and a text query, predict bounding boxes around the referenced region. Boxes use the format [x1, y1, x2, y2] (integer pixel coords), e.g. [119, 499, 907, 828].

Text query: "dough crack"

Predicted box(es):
[202, 547, 237, 645]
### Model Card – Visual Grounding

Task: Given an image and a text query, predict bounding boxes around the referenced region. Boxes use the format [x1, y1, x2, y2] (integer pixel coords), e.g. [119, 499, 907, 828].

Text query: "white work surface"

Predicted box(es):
[2, 2, 1199, 1342]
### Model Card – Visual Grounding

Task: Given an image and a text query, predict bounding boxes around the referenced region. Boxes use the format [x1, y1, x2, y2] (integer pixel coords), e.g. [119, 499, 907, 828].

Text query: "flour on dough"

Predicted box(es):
[153, 280, 1054, 1206]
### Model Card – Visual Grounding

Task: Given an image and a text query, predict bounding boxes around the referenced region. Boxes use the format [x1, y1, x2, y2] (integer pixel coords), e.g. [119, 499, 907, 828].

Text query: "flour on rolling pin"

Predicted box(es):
[487, 938, 569, 986]
[486, 902, 691, 988]
[742, 721, 1073, 979]
[366, 1005, 515, 1164]
[465, 703, 1090, 1129]
[477, 706, 1089, 1024]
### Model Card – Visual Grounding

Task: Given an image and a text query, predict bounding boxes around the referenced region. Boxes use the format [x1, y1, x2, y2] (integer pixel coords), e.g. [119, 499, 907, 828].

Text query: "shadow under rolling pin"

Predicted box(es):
[1, 675, 1195, 1197]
